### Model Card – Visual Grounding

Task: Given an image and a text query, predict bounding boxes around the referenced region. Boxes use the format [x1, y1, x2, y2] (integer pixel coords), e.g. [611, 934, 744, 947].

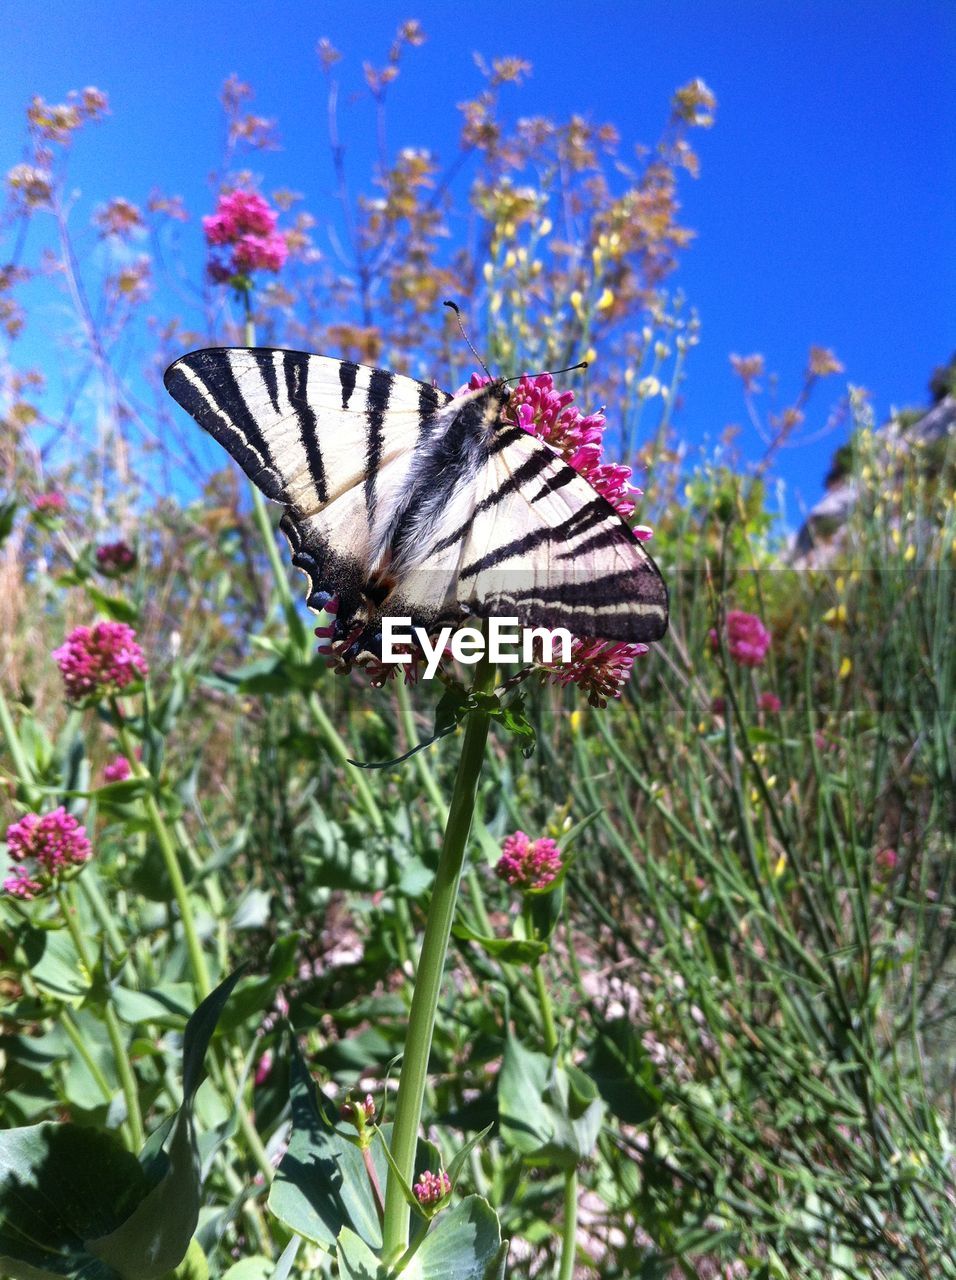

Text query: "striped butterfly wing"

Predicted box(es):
[394, 419, 669, 644]
[163, 347, 452, 628]
[165, 347, 668, 649]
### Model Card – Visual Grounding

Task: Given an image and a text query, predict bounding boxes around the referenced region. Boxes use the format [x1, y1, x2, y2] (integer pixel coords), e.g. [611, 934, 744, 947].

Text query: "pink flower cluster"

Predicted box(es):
[710, 610, 771, 668]
[495, 831, 563, 893]
[543, 637, 647, 708]
[458, 372, 645, 523]
[203, 189, 288, 283]
[53, 621, 148, 703]
[103, 755, 131, 783]
[33, 491, 66, 516]
[413, 1169, 451, 1208]
[3, 807, 92, 899]
[96, 540, 136, 575]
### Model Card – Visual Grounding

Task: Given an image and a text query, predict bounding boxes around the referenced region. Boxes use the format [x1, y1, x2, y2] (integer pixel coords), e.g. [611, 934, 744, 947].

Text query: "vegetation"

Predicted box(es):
[1, 27, 953, 1280]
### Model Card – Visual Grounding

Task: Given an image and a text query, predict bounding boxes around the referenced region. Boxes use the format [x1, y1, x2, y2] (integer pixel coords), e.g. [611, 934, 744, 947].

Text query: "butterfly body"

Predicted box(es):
[164, 348, 668, 659]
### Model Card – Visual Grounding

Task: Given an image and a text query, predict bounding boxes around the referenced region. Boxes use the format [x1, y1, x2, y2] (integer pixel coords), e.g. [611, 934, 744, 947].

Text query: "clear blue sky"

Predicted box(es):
[3, 1, 954, 519]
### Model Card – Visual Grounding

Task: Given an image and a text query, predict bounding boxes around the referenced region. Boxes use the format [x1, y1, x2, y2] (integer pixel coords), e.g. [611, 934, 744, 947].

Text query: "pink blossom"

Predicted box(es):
[711, 696, 726, 717]
[231, 231, 288, 273]
[758, 691, 781, 714]
[33, 491, 66, 515]
[875, 847, 899, 877]
[413, 1169, 451, 1208]
[103, 755, 131, 783]
[254, 1050, 274, 1087]
[203, 190, 278, 241]
[341, 1093, 376, 1125]
[542, 637, 647, 708]
[495, 831, 563, 892]
[53, 621, 148, 703]
[4, 807, 91, 899]
[203, 189, 287, 283]
[95, 540, 136, 575]
[710, 611, 771, 668]
[456, 372, 640, 520]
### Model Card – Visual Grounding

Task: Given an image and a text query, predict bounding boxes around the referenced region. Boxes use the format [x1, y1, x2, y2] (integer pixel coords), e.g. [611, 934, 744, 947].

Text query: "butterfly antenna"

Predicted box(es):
[444, 300, 493, 380]
[504, 359, 589, 385]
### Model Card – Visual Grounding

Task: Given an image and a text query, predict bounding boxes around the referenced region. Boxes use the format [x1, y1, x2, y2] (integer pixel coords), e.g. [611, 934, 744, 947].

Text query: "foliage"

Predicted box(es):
[2, 23, 954, 1280]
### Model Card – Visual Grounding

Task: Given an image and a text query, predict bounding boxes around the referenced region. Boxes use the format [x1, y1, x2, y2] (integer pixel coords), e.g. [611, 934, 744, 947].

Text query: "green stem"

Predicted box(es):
[114, 709, 213, 997]
[307, 691, 385, 834]
[557, 1167, 579, 1280]
[57, 886, 145, 1150]
[0, 683, 35, 789]
[533, 962, 558, 1056]
[59, 1007, 114, 1104]
[381, 647, 497, 1262]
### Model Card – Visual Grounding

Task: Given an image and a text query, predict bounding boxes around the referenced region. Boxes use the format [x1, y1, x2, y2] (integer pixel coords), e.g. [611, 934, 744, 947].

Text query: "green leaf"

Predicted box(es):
[403, 1195, 505, 1280]
[220, 1257, 273, 1280]
[489, 692, 536, 758]
[0, 1125, 144, 1280]
[452, 922, 548, 964]
[87, 586, 140, 625]
[0, 969, 245, 1280]
[498, 1032, 604, 1168]
[584, 1017, 663, 1125]
[268, 1042, 389, 1251]
[334, 1228, 383, 1280]
[0, 498, 18, 546]
[111, 985, 196, 1029]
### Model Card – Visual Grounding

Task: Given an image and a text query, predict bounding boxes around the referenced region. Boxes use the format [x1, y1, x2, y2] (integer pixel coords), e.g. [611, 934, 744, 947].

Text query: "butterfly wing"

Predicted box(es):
[163, 347, 451, 626]
[392, 421, 668, 644]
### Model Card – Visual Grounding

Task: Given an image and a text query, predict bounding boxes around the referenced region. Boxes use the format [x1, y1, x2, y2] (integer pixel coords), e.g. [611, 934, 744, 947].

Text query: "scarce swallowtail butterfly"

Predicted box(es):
[163, 348, 668, 658]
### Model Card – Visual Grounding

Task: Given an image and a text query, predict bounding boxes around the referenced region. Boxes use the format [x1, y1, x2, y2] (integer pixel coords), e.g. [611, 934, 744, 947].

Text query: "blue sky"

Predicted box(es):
[3, 1, 954, 519]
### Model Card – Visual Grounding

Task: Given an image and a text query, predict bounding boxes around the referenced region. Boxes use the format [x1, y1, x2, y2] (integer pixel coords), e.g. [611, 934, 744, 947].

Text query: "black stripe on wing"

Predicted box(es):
[163, 350, 286, 502]
[364, 368, 394, 521]
[283, 351, 328, 505]
[460, 497, 612, 578]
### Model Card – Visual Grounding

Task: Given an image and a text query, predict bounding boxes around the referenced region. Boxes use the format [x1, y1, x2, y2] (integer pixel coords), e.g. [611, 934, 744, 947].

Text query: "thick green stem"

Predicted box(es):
[533, 962, 559, 1056]
[381, 649, 496, 1262]
[557, 1167, 579, 1280]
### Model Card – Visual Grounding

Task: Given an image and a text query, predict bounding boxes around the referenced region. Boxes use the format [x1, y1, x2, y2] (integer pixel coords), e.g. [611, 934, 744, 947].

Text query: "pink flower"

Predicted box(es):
[495, 831, 563, 892]
[33, 491, 65, 515]
[341, 1093, 376, 1125]
[232, 231, 288, 273]
[95, 540, 136, 575]
[103, 755, 131, 783]
[875, 847, 899, 877]
[203, 189, 287, 283]
[758, 691, 781, 714]
[711, 695, 726, 717]
[456, 372, 640, 520]
[4, 807, 92, 899]
[53, 621, 148, 703]
[710, 611, 771, 668]
[542, 637, 647, 708]
[254, 1050, 274, 1087]
[413, 1169, 451, 1208]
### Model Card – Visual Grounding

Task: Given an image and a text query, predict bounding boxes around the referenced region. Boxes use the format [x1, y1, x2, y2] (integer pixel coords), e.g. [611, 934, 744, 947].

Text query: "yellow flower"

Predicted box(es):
[596, 287, 614, 311]
[773, 854, 787, 879]
[839, 657, 852, 679]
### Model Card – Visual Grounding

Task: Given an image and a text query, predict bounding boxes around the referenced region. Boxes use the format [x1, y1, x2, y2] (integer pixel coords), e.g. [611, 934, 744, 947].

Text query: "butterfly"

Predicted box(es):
[163, 348, 668, 659]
